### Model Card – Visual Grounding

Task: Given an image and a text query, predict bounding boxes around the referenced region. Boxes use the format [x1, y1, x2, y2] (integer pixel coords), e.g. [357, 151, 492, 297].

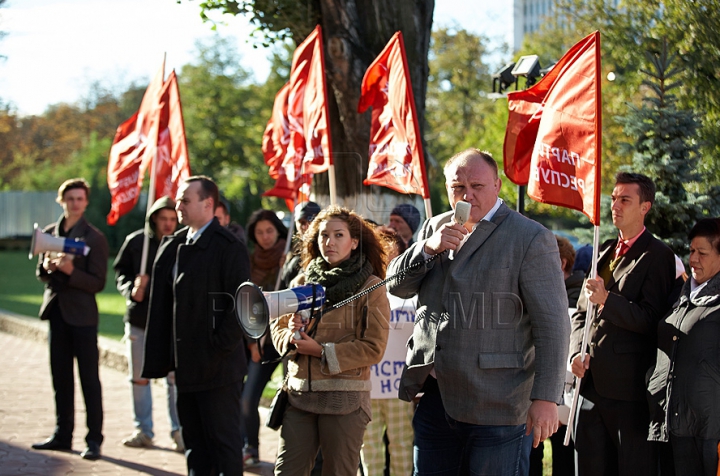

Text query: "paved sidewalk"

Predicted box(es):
[0, 313, 278, 475]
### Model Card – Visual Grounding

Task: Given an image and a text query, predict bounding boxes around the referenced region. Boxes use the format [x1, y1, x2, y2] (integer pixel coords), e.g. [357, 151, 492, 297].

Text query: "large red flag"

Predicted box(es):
[263, 82, 291, 179]
[262, 81, 313, 211]
[106, 66, 164, 225]
[155, 71, 191, 200]
[284, 25, 333, 176]
[358, 31, 429, 199]
[504, 31, 601, 225]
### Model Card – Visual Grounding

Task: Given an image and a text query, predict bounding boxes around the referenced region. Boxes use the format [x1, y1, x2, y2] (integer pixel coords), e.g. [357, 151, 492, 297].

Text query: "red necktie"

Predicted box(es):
[615, 241, 629, 260]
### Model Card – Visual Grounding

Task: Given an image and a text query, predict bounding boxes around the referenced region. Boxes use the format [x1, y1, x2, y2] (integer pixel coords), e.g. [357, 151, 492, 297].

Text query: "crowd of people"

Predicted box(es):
[28, 148, 720, 476]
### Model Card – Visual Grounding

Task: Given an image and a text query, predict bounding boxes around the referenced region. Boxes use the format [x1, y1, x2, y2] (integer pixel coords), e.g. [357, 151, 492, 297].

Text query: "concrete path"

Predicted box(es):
[0, 313, 278, 475]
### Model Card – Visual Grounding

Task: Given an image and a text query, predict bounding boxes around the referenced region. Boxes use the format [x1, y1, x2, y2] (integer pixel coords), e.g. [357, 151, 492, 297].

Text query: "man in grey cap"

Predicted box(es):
[279, 201, 321, 288]
[388, 203, 421, 246]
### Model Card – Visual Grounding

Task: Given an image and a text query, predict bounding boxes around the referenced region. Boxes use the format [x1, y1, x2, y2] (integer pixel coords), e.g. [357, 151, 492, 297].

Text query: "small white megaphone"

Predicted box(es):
[234, 282, 326, 340]
[28, 223, 91, 259]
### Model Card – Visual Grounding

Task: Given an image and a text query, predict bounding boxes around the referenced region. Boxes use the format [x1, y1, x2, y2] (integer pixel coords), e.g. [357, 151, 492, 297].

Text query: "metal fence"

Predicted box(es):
[0, 191, 62, 239]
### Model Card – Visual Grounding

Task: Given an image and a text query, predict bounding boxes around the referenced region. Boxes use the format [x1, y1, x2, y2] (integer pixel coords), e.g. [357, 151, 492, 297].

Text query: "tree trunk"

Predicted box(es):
[312, 0, 434, 220]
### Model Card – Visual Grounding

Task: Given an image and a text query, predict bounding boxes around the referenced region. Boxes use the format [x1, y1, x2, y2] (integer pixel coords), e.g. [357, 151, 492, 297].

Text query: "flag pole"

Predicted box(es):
[564, 224, 600, 445]
[423, 198, 432, 221]
[328, 165, 337, 206]
[275, 198, 297, 290]
[140, 53, 166, 276]
[315, 25, 336, 206]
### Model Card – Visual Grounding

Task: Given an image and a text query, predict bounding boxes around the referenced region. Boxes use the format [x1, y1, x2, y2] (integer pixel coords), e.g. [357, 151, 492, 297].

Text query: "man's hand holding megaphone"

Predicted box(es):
[43, 252, 74, 275]
[288, 311, 322, 358]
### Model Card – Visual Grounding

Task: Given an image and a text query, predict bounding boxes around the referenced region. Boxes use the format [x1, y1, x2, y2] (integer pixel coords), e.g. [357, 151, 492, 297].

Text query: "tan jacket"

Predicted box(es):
[271, 275, 390, 393]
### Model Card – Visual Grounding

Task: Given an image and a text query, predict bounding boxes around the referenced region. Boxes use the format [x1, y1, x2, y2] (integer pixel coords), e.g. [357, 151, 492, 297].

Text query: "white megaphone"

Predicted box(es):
[28, 223, 91, 259]
[234, 282, 326, 340]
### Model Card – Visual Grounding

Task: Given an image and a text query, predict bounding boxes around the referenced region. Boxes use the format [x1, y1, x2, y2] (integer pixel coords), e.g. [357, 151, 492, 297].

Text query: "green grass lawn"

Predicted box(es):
[0, 250, 125, 339]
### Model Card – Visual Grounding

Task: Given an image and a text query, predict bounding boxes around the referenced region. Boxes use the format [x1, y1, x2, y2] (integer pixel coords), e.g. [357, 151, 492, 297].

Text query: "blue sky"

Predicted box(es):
[0, 0, 513, 116]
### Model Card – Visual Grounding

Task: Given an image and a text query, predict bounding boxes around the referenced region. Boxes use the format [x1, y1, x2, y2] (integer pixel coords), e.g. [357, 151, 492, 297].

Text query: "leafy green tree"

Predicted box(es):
[617, 39, 720, 255]
[532, 0, 720, 188]
[179, 35, 290, 225]
[186, 0, 435, 203]
[425, 26, 517, 212]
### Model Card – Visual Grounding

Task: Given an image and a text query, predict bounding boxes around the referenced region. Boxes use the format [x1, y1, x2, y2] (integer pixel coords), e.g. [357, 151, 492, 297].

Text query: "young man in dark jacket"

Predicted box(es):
[113, 196, 182, 451]
[32, 178, 109, 461]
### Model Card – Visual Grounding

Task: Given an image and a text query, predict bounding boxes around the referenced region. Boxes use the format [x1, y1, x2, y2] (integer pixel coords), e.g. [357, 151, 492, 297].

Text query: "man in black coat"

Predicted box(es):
[32, 178, 109, 461]
[113, 196, 183, 450]
[570, 172, 677, 475]
[143, 175, 251, 475]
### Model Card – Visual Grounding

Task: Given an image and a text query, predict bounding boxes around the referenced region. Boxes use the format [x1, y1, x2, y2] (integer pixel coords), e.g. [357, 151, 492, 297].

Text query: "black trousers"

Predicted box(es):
[48, 304, 103, 445]
[574, 378, 657, 476]
[177, 381, 244, 476]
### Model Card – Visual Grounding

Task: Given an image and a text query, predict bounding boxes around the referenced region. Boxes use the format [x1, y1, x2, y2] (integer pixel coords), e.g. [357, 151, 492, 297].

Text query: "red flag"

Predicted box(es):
[358, 31, 429, 199]
[106, 66, 164, 225]
[504, 31, 602, 225]
[155, 71, 191, 201]
[284, 25, 333, 176]
[262, 82, 291, 179]
[263, 168, 313, 211]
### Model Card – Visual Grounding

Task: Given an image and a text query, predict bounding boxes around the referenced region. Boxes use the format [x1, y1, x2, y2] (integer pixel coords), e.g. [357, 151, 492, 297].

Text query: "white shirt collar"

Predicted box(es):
[473, 198, 504, 230]
[690, 277, 708, 300]
[187, 219, 213, 244]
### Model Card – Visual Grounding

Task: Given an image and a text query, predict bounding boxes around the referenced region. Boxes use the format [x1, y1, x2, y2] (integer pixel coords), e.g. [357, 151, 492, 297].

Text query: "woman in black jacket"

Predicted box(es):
[647, 218, 720, 476]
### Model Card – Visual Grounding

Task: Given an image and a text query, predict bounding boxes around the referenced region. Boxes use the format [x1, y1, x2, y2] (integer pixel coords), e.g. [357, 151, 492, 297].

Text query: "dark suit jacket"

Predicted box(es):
[36, 215, 109, 327]
[570, 229, 676, 402]
[142, 218, 251, 393]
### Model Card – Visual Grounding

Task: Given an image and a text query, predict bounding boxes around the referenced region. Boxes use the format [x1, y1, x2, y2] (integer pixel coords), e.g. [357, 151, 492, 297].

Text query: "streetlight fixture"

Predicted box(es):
[492, 62, 517, 94]
[511, 55, 542, 87]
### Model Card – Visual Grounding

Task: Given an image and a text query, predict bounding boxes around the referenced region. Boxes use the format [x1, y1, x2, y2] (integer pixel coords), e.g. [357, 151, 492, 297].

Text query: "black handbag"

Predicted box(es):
[266, 377, 289, 430]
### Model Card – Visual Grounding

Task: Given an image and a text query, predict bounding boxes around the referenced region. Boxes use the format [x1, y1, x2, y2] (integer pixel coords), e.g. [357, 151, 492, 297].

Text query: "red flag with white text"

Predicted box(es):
[358, 31, 429, 199]
[263, 82, 291, 179]
[503, 31, 601, 225]
[283, 25, 333, 177]
[155, 71, 191, 201]
[106, 66, 164, 225]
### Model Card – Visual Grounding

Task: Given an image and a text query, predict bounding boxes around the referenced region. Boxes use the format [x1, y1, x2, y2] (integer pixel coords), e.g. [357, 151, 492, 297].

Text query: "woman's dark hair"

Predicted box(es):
[688, 218, 720, 254]
[301, 206, 387, 279]
[246, 209, 288, 246]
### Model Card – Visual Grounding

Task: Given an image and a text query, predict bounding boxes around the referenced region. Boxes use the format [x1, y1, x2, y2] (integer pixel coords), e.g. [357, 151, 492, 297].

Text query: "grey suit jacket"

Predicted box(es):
[387, 203, 570, 425]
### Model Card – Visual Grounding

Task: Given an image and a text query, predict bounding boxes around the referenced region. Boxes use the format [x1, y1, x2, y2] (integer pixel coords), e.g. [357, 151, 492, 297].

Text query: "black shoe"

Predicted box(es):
[31, 436, 72, 451]
[81, 441, 101, 460]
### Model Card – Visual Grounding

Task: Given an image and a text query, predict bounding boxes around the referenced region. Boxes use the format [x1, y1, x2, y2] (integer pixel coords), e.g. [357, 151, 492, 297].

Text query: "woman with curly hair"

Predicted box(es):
[270, 206, 390, 476]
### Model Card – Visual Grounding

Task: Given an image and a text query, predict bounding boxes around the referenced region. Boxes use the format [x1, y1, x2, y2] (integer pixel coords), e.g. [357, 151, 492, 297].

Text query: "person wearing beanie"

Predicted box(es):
[389, 203, 421, 246]
[279, 201, 321, 288]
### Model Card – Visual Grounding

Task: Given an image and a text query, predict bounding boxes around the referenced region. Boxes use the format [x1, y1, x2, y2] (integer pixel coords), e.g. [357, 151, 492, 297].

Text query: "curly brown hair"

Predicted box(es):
[301, 206, 387, 279]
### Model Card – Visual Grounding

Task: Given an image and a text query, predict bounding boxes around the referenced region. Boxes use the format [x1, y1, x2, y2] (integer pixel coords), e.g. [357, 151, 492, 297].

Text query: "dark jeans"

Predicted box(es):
[529, 425, 575, 476]
[413, 378, 529, 476]
[670, 435, 719, 476]
[240, 357, 279, 451]
[178, 381, 244, 476]
[48, 304, 103, 445]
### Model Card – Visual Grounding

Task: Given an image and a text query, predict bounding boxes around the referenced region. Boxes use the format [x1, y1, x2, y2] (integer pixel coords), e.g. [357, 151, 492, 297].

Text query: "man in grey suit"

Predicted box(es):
[388, 148, 570, 475]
